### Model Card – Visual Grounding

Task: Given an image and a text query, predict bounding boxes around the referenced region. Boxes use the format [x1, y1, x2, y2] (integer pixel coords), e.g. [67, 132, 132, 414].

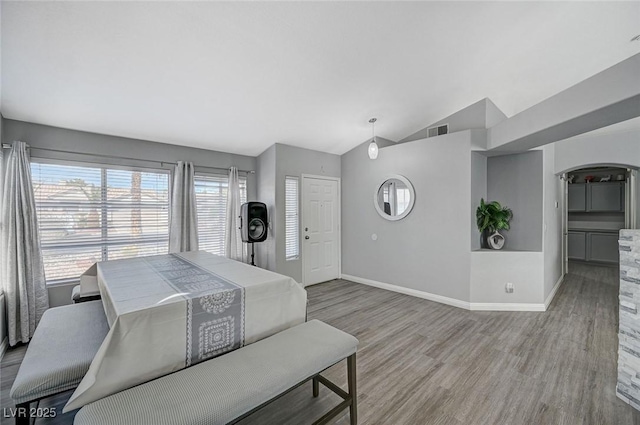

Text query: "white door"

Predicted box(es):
[302, 176, 340, 286]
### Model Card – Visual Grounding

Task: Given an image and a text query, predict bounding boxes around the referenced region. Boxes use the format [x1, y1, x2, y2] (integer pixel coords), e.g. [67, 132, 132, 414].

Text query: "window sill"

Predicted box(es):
[46, 279, 80, 288]
[286, 256, 300, 261]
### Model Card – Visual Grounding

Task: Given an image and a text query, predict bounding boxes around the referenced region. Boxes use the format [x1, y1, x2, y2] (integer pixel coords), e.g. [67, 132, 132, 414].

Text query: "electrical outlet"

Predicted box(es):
[505, 282, 514, 293]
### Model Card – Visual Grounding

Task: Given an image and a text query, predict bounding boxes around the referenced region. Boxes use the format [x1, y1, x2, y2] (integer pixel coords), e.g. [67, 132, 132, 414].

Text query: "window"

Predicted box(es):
[194, 174, 247, 256]
[31, 161, 170, 284]
[396, 187, 410, 215]
[285, 176, 299, 260]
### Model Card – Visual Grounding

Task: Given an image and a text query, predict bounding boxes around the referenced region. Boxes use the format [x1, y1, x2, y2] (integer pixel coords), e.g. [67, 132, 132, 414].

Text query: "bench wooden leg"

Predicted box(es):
[348, 354, 357, 425]
[232, 352, 358, 425]
[312, 376, 320, 398]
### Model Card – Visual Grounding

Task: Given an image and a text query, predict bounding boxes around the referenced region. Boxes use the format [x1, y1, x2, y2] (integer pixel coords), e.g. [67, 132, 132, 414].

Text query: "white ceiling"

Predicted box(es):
[2, 1, 639, 156]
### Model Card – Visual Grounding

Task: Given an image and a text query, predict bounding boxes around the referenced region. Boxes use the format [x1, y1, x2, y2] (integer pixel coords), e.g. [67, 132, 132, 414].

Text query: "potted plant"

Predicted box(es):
[476, 198, 513, 250]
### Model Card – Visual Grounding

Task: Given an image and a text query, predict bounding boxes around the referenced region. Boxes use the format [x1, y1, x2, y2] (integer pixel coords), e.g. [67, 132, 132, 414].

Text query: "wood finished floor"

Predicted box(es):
[1, 262, 638, 425]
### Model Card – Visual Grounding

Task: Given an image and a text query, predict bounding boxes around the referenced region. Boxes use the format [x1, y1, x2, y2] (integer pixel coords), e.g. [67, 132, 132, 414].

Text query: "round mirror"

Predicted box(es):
[374, 175, 415, 221]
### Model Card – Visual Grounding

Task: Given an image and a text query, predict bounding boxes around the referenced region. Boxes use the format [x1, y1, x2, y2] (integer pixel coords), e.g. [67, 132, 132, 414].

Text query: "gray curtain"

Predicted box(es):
[225, 167, 245, 261]
[169, 161, 199, 253]
[0, 141, 49, 346]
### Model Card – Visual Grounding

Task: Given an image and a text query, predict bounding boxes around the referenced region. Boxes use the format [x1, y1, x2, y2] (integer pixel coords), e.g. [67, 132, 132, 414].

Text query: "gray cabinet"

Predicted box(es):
[568, 185, 587, 212]
[568, 231, 586, 260]
[588, 232, 619, 264]
[567, 182, 624, 212]
[568, 230, 619, 264]
[588, 182, 624, 212]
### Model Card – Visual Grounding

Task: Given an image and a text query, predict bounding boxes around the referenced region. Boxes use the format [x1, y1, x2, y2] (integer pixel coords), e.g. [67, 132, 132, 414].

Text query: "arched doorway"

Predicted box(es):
[558, 163, 638, 274]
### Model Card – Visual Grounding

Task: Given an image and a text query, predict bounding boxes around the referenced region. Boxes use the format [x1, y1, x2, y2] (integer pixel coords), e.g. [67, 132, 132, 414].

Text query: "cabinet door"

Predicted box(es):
[568, 184, 586, 212]
[587, 232, 619, 264]
[588, 182, 623, 212]
[568, 231, 586, 260]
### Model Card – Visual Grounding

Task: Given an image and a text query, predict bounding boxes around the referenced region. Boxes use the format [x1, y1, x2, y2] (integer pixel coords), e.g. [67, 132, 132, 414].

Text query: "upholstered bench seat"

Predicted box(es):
[74, 319, 359, 425]
[10, 301, 109, 409]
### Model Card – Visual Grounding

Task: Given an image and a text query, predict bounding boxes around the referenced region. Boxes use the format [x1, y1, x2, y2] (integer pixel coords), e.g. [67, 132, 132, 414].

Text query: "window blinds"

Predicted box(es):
[285, 176, 299, 260]
[194, 174, 247, 256]
[30, 162, 170, 284]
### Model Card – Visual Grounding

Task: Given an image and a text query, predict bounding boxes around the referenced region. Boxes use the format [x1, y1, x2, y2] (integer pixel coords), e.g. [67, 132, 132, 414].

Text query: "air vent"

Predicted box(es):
[427, 124, 449, 138]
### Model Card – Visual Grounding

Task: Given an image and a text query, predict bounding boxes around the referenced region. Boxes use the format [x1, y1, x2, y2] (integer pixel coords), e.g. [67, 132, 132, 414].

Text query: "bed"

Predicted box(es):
[64, 251, 307, 411]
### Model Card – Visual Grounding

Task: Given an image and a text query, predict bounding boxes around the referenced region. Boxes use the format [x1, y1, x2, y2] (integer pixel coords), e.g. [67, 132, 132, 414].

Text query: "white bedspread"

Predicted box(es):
[64, 251, 307, 411]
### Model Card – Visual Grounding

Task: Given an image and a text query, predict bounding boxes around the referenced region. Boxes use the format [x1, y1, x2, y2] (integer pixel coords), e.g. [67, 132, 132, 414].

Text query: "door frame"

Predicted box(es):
[562, 174, 569, 276]
[626, 170, 638, 229]
[300, 174, 342, 287]
[561, 165, 639, 271]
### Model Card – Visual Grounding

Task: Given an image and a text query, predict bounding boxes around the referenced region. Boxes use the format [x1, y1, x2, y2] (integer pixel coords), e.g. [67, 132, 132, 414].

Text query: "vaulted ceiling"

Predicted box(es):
[2, 1, 639, 156]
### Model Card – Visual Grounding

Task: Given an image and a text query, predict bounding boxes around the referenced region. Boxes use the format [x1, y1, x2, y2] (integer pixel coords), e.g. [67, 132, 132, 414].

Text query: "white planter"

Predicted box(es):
[488, 231, 505, 250]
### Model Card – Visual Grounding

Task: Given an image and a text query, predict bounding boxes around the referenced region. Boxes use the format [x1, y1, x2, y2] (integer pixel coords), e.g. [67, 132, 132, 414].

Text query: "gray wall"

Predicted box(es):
[554, 128, 640, 174]
[0, 117, 5, 349]
[3, 119, 257, 199]
[256, 143, 341, 283]
[543, 145, 563, 300]
[256, 145, 277, 272]
[486, 151, 543, 252]
[400, 98, 506, 144]
[554, 127, 640, 230]
[3, 118, 257, 306]
[485, 98, 509, 129]
[274, 144, 341, 283]
[342, 131, 473, 302]
[470, 152, 487, 250]
[1, 7, 5, 346]
[488, 54, 640, 152]
[637, 171, 640, 230]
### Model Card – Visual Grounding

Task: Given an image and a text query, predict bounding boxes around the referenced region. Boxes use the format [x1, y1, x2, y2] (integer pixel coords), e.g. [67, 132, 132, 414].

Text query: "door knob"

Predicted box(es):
[305, 236, 310, 240]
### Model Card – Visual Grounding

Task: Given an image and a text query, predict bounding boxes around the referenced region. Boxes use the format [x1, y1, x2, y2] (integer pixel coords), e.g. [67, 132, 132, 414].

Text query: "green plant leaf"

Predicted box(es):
[476, 198, 512, 233]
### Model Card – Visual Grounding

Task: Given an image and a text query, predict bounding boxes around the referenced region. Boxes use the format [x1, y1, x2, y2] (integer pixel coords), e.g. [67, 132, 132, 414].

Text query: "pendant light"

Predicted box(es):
[368, 118, 378, 160]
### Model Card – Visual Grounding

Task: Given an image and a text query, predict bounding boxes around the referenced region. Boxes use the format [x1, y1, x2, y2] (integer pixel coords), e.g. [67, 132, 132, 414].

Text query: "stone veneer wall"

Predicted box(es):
[618, 229, 640, 410]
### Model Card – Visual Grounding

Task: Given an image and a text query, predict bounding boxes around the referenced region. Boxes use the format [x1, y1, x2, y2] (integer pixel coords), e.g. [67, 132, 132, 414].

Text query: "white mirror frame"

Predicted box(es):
[373, 174, 416, 221]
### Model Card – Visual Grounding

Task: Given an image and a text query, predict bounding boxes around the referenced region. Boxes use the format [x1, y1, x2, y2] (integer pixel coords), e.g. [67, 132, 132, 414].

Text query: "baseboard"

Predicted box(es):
[0, 337, 8, 361]
[544, 274, 565, 310]
[341, 274, 471, 310]
[469, 302, 546, 312]
[341, 274, 549, 312]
